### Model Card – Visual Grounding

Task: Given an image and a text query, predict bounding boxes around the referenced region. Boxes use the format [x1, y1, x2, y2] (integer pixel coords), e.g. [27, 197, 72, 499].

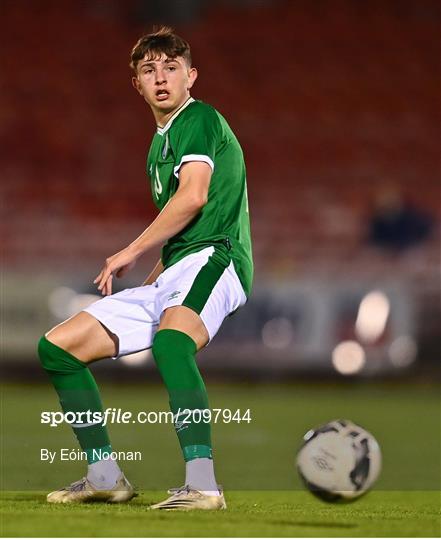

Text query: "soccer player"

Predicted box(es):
[37, 26, 253, 510]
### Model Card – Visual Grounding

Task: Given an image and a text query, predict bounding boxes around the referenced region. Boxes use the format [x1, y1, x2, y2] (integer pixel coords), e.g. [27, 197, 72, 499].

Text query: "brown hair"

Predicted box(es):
[130, 26, 192, 72]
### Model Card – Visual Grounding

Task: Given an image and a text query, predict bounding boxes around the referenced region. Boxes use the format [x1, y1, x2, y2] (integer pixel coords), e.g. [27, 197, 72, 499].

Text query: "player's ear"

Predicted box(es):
[132, 76, 142, 94]
[187, 67, 198, 90]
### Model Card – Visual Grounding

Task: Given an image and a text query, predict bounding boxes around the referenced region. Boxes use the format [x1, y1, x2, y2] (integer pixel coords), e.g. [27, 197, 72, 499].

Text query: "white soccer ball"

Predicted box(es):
[296, 419, 382, 502]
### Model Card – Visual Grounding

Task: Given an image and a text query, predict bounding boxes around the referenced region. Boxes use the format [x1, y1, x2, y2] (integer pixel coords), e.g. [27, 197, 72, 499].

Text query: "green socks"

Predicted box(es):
[39, 330, 213, 466]
[152, 329, 212, 462]
[38, 336, 111, 464]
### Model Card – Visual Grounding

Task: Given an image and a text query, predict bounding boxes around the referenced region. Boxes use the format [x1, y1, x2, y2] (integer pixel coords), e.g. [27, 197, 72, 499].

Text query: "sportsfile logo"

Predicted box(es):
[40, 408, 252, 427]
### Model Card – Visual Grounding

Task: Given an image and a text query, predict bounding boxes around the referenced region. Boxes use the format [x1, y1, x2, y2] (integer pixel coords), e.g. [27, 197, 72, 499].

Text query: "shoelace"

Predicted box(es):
[67, 478, 87, 492]
[167, 485, 191, 495]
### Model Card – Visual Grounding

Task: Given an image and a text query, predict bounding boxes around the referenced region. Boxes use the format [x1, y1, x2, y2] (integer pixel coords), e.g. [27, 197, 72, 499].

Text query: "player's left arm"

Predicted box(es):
[94, 161, 212, 295]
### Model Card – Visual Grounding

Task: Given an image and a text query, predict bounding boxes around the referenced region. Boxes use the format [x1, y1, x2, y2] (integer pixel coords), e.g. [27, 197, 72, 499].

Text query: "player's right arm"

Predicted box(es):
[142, 258, 164, 286]
[94, 161, 211, 296]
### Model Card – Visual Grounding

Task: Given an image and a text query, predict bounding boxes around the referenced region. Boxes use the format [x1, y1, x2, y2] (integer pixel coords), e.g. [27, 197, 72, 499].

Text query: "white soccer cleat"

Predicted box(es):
[150, 485, 227, 510]
[46, 473, 135, 503]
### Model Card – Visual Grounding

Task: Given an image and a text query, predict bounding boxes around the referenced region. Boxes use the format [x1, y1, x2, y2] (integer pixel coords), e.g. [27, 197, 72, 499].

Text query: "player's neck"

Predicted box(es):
[153, 95, 192, 128]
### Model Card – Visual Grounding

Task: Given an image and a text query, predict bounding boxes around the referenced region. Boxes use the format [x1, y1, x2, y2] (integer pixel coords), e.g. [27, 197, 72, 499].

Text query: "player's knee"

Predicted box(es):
[44, 325, 70, 350]
[37, 335, 86, 374]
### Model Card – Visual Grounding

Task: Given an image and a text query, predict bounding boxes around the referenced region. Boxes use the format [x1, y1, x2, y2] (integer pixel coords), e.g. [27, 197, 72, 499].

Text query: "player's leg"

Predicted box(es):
[150, 249, 246, 510]
[156, 308, 214, 492]
[38, 312, 133, 502]
[150, 306, 224, 509]
[45, 310, 118, 362]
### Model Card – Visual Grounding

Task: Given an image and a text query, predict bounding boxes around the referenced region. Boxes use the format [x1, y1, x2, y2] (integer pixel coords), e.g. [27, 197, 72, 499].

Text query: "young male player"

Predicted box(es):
[38, 27, 253, 510]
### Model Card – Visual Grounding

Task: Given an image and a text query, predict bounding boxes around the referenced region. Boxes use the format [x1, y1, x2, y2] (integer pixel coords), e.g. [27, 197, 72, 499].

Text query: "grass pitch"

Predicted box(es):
[1, 381, 440, 536]
[1, 490, 440, 537]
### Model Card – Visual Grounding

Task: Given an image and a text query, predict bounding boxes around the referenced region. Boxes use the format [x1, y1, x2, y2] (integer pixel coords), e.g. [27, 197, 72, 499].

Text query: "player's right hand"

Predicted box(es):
[94, 246, 139, 296]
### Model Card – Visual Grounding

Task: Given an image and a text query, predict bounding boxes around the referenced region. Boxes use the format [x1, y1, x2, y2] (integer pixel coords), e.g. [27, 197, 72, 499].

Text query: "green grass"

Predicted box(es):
[1, 381, 440, 536]
[1, 490, 440, 537]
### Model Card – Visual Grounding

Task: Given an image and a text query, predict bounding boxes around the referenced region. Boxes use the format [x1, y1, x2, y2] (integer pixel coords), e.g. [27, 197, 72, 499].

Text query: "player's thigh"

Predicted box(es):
[159, 306, 209, 351]
[46, 311, 117, 363]
[158, 255, 247, 351]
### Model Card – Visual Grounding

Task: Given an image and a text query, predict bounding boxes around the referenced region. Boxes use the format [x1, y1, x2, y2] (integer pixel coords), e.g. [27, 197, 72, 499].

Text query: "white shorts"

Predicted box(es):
[83, 246, 247, 358]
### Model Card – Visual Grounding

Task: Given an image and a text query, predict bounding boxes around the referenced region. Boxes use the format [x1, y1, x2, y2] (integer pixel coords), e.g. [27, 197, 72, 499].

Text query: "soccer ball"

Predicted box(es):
[296, 419, 381, 502]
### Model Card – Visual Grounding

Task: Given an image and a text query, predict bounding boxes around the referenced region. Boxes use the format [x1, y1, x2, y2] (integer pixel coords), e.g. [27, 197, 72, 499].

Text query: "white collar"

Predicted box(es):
[156, 97, 195, 136]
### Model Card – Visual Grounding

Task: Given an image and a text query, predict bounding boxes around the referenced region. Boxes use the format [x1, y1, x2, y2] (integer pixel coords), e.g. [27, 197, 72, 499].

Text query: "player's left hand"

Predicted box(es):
[94, 246, 139, 296]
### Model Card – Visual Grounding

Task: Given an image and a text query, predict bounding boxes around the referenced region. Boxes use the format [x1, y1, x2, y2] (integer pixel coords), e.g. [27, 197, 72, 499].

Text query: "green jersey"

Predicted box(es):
[146, 98, 253, 297]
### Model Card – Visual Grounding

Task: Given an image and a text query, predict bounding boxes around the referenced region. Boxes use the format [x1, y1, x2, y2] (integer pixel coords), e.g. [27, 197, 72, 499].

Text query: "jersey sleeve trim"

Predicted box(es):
[173, 154, 215, 178]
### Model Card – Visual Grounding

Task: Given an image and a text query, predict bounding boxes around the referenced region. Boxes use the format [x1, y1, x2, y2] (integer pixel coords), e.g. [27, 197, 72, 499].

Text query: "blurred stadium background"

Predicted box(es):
[1, 0, 440, 493]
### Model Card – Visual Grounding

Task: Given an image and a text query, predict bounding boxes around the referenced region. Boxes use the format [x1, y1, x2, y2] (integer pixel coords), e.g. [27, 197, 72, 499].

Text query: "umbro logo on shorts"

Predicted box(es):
[168, 290, 181, 301]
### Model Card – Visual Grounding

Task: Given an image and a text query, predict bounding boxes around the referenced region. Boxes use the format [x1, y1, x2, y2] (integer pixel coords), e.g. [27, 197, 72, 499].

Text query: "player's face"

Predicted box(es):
[132, 54, 197, 117]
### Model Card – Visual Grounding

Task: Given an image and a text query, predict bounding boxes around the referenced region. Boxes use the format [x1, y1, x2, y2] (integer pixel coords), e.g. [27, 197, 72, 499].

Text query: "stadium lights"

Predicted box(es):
[68, 294, 103, 314]
[355, 290, 390, 344]
[388, 335, 417, 368]
[48, 287, 77, 320]
[332, 340, 366, 375]
[261, 317, 294, 349]
[48, 287, 101, 320]
[120, 350, 152, 366]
